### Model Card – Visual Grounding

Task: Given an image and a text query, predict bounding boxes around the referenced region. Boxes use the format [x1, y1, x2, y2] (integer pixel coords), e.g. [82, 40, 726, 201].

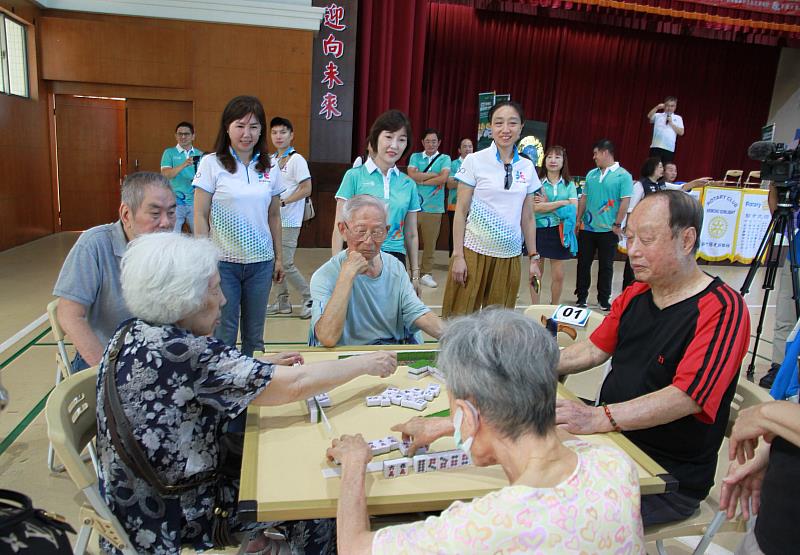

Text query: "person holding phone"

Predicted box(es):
[532, 145, 578, 304]
[161, 121, 202, 233]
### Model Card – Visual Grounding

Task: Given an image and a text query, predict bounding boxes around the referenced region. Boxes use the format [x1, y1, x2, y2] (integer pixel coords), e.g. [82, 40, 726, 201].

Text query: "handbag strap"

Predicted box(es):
[0, 489, 74, 534]
[103, 323, 214, 496]
[422, 152, 443, 173]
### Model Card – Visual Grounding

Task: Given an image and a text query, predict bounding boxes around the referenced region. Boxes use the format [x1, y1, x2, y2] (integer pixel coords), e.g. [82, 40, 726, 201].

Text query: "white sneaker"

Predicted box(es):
[267, 299, 292, 315]
[419, 274, 438, 288]
[299, 299, 312, 320]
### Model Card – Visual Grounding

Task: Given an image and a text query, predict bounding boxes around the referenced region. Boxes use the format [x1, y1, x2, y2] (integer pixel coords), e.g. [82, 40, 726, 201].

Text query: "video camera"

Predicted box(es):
[748, 141, 800, 183]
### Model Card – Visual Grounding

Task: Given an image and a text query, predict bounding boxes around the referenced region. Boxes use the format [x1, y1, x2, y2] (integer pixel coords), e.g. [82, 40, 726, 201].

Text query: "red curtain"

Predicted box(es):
[353, 0, 430, 157]
[418, 3, 780, 180]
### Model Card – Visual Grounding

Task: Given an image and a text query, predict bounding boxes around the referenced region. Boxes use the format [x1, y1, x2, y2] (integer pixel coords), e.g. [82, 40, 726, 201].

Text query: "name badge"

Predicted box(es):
[551, 305, 591, 327]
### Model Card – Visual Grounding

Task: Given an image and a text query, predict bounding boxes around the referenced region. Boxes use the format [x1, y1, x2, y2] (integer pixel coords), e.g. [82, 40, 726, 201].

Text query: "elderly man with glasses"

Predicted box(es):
[310, 195, 444, 347]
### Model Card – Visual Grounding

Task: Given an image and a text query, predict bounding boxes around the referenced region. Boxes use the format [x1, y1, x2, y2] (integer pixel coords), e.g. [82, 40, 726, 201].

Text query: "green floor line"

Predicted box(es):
[0, 388, 52, 458]
[0, 327, 52, 371]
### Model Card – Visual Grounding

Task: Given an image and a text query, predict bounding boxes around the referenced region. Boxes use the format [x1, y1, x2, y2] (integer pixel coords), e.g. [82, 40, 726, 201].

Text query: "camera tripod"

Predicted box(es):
[740, 185, 800, 381]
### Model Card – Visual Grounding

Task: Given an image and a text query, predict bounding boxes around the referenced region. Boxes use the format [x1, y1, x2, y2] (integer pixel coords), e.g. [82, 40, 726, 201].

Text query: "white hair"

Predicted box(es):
[121, 233, 219, 324]
[342, 194, 388, 224]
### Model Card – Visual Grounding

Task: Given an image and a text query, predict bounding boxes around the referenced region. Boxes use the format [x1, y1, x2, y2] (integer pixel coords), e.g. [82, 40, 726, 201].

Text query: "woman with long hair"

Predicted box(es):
[194, 96, 284, 358]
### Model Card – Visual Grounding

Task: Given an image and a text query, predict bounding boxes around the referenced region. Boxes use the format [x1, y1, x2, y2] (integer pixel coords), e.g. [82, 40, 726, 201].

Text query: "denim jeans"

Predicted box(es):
[173, 204, 195, 233]
[216, 259, 273, 357]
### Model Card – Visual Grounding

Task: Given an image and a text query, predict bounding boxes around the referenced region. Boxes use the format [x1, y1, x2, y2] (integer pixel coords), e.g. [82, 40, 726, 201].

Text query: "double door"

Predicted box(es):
[54, 95, 193, 231]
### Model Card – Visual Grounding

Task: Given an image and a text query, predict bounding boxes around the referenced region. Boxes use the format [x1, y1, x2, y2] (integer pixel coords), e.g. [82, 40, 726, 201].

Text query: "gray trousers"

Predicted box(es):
[772, 259, 798, 364]
[272, 226, 310, 302]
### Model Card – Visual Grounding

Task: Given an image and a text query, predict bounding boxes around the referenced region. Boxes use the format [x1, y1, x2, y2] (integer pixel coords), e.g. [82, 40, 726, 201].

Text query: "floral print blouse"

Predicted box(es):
[95, 319, 274, 554]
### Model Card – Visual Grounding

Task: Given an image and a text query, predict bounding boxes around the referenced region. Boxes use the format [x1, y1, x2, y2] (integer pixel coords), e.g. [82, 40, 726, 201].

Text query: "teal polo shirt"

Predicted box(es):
[160, 145, 202, 205]
[335, 157, 421, 254]
[535, 177, 578, 228]
[408, 151, 451, 214]
[447, 157, 464, 211]
[582, 163, 633, 232]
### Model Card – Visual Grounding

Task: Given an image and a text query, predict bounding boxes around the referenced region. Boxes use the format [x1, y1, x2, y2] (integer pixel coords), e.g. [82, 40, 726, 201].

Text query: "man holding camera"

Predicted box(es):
[160, 121, 202, 233]
[647, 96, 684, 164]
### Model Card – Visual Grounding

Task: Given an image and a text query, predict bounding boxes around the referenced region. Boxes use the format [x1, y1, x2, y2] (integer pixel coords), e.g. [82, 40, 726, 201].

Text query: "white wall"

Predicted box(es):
[768, 47, 800, 144]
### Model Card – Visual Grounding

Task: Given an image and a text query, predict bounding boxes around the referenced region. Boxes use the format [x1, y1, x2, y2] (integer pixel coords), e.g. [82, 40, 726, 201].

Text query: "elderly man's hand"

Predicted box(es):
[555, 399, 607, 435]
[343, 251, 369, 277]
[358, 351, 397, 378]
[327, 434, 372, 467]
[391, 416, 453, 456]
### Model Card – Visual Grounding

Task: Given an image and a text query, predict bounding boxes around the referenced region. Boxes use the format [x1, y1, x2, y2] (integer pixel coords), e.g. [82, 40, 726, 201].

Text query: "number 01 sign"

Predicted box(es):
[551, 305, 591, 327]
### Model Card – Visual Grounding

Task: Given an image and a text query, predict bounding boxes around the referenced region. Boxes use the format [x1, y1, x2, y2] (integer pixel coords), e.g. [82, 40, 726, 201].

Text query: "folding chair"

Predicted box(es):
[742, 170, 761, 188]
[644, 379, 773, 554]
[46, 299, 99, 474]
[45, 367, 137, 555]
[721, 170, 743, 187]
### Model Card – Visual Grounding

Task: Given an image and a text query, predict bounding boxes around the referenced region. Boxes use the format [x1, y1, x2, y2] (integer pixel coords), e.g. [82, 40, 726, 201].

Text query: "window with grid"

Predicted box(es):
[0, 14, 29, 98]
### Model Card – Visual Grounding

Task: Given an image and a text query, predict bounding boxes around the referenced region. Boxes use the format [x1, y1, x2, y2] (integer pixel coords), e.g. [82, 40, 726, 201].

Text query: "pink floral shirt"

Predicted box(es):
[372, 440, 645, 554]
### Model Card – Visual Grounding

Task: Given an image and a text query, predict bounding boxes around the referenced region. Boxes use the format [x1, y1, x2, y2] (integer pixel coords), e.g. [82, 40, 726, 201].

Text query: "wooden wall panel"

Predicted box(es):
[126, 99, 194, 174]
[0, 1, 54, 251]
[40, 16, 188, 88]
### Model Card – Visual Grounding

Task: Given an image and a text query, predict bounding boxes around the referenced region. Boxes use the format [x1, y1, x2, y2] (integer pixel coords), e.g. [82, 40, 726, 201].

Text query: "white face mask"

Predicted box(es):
[453, 406, 475, 460]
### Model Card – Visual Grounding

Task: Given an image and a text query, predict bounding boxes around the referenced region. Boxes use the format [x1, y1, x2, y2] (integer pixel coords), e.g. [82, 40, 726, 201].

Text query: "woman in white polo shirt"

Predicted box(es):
[442, 101, 542, 316]
[194, 96, 284, 359]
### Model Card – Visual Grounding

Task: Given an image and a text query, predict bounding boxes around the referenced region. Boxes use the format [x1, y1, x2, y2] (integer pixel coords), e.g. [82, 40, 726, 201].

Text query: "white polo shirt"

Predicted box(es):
[193, 150, 284, 264]
[455, 142, 541, 258]
[650, 112, 684, 152]
[272, 147, 312, 228]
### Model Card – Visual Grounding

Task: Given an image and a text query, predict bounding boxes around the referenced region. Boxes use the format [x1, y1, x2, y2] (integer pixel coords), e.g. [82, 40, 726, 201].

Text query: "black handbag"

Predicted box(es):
[102, 323, 239, 547]
[0, 489, 74, 554]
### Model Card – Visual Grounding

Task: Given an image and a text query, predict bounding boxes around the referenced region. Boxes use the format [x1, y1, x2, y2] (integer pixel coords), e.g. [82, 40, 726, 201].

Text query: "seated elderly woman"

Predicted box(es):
[327, 309, 644, 554]
[96, 232, 396, 554]
[310, 194, 443, 347]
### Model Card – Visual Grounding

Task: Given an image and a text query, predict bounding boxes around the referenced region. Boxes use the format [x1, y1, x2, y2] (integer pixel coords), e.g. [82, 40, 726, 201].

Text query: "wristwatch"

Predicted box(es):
[529, 253, 541, 260]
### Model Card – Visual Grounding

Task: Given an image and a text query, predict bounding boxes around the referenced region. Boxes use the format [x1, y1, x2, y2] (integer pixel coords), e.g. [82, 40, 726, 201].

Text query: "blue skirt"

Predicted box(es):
[536, 225, 573, 260]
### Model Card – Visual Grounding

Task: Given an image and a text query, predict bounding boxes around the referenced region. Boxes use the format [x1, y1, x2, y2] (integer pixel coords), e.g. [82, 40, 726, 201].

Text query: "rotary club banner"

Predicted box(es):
[733, 189, 771, 264]
[699, 187, 741, 261]
[696, 187, 772, 263]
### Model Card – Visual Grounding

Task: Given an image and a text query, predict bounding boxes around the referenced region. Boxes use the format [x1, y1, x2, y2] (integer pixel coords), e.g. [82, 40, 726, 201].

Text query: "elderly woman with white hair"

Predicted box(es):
[96, 232, 396, 554]
[327, 309, 645, 554]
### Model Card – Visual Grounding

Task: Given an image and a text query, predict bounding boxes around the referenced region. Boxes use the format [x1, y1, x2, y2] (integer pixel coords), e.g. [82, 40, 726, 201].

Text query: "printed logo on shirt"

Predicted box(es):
[514, 170, 527, 184]
[657, 355, 665, 365]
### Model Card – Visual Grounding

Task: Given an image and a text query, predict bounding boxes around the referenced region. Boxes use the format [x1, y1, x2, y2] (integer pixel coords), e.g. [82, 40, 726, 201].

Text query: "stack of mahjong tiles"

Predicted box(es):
[365, 383, 440, 411]
[383, 446, 471, 479]
[406, 360, 437, 380]
[305, 393, 331, 422]
[331, 435, 471, 479]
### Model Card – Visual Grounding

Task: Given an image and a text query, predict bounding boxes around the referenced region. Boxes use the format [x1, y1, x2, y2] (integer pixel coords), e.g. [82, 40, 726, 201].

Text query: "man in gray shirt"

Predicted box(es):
[53, 172, 176, 370]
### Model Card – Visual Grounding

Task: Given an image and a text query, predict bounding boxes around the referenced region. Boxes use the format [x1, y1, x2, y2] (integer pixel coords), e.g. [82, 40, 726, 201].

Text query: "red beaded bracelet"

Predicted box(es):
[601, 402, 622, 433]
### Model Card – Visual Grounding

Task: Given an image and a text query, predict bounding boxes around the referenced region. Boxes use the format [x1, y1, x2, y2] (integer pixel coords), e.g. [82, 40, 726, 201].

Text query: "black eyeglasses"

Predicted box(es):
[504, 163, 513, 190]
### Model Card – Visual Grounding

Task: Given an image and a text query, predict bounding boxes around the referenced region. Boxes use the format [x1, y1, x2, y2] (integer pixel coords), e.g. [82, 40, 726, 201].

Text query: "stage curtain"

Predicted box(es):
[353, 0, 430, 160]
[419, 2, 780, 180]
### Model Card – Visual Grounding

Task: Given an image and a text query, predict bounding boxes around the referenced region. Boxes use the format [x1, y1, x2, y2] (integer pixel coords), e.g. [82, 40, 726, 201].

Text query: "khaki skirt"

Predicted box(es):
[441, 248, 521, 317]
